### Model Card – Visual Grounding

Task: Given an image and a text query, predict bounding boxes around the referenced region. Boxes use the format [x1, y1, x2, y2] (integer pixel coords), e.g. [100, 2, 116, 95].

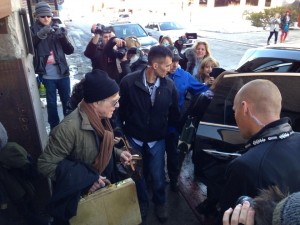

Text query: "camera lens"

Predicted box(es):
[116, 47, 127, 59]
[236, 196, 254, 207]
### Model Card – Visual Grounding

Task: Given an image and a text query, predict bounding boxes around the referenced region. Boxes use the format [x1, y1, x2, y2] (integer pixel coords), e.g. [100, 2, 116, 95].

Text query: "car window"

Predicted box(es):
[201, 74, 300, 129]
[253, 60, 294, 72]
[158, 22, 184, 31]
[113, 24, 147, 38]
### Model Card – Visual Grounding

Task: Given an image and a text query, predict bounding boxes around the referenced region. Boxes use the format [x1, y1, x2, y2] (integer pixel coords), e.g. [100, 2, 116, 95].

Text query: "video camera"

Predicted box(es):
[175, 32, 198, 47]
[91, 23, 112, 35]
[116, 42, 128, 59]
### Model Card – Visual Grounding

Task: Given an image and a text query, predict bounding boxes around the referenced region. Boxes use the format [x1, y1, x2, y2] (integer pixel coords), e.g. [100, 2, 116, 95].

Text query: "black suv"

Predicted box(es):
[236, 45, 300, 73]
[191, 46, 300, 180]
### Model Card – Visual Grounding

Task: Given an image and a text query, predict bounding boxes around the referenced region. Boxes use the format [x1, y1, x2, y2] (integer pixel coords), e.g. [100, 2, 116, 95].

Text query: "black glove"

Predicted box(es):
[37, 26, 54, 39]
[54, 27, 67, 39]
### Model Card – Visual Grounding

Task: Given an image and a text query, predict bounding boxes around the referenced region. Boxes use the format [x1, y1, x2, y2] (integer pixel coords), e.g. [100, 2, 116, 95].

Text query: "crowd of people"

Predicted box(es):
[1, 1, 300, 225]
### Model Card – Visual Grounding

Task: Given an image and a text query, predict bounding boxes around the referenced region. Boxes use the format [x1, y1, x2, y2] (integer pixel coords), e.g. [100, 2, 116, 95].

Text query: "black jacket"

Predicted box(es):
[31, 21, 74, 76]
[118, 68, 180, 142]
[120, 55, 147, 80]
[219, 118, 300, 216]
[103, 37, 147, 82]
[47, 159, 99, 222]
[280, 15, 291, 30]
[84, 38, 119, 82]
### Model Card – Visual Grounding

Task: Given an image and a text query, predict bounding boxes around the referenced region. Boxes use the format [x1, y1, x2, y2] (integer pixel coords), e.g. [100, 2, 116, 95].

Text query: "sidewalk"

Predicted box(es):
[197, 29, 300, 47]
[185, 7, 300, 46]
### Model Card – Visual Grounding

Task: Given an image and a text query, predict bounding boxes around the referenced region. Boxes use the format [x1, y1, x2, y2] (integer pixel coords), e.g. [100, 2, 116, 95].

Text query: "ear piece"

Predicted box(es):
[248, 108, 265, 127]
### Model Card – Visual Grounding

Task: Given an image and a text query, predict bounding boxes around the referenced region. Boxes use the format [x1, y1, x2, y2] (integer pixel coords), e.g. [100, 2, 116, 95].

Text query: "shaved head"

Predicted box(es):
[233, 79, 282, 139]
[236, 79, 282, 117]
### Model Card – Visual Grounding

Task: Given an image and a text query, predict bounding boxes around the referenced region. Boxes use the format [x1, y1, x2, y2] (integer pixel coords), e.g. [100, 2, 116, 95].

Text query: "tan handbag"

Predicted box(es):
[70, 178, 141, 225]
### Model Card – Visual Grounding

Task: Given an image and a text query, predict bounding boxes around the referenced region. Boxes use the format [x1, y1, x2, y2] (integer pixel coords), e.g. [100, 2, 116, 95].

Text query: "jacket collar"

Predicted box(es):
[247, 117, 292, 145]
[134, 68, 167, 92]
[78, 105, 94, 131]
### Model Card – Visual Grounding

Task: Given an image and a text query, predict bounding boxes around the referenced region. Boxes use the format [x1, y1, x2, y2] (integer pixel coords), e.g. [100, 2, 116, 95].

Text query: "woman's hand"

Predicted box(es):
[88, 175, 107, 193]
[114, 38, 126, 48]
[206, 76, 215, 86]
[223, 201, 255, 225]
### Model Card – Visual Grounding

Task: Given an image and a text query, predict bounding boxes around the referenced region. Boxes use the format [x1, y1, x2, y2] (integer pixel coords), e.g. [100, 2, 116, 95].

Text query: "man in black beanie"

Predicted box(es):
[31, 1, 74, 131]
[38, 69, 132, 224]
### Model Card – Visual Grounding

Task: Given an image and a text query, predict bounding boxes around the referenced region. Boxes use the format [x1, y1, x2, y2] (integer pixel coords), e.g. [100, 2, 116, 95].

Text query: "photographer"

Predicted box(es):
[84, 24, 121, 82]
[104, 36, 147, 81]
[223, 186, 300, 225]
[31, 1, 74, 130]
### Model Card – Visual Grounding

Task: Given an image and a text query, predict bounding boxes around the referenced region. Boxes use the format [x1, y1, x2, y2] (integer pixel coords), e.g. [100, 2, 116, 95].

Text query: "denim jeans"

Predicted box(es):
[127, 137, 166, 206]
[43, 77, 70, 130]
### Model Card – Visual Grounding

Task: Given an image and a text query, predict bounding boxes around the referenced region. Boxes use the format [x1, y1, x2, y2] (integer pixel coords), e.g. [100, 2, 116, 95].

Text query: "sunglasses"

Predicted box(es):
[40, 16, 52, 18]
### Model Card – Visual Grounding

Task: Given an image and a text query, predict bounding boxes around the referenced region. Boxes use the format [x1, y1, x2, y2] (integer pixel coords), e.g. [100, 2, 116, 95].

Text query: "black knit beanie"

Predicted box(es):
[35, 2, 52, 17]
[272, 191, 300, 225]
[83, 69, 119, 103]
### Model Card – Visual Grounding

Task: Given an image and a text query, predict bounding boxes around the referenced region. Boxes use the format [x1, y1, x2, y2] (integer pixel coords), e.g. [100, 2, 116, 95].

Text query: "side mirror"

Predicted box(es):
[148, 32, 152, 36]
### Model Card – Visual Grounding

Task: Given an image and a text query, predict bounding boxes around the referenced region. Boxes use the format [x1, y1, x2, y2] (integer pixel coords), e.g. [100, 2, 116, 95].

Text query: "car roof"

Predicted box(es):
[237, 47, 300, 72]
[265, 45, 300, 51]
[147, 20, 182, 24]
[109, 21, 135, 26]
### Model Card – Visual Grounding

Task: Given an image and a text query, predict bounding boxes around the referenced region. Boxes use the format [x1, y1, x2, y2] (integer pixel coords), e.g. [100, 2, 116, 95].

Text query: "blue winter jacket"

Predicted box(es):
[168, 67, 209, 110]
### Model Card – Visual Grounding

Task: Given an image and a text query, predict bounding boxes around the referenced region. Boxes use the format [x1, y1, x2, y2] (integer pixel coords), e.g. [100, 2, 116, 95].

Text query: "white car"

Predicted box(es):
[145, 21, 197, 47]
[109, 22, 158, 50]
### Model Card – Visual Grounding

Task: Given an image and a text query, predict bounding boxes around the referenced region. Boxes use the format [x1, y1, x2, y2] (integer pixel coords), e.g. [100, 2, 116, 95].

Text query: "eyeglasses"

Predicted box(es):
[40, 16, 52, 18]
[111, 97, 120, 107]
[102, 97, 120, 107]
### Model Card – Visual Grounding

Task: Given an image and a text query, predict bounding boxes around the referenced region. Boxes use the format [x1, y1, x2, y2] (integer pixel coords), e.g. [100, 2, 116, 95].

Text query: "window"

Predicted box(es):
[113, 24, 147, 38]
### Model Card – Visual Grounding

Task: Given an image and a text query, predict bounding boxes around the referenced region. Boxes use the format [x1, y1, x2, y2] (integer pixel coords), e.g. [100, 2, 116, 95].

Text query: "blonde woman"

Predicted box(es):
[196, 56, 219, 86]
[185, 41, 211, 76]
[267, 13, 281, 45]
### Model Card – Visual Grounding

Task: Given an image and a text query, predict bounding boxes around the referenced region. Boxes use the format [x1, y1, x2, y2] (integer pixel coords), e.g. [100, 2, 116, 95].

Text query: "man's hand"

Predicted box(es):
[91, 24, 101, 44]
[91, 24, 97, 33]
[88, 175, 107, 193]
[120, 150, 132, 165]
[37, 26, 53, 39]
[223, 201, 255, 225]
[114, 137, 121, 144]
[54, 27, 67, 38]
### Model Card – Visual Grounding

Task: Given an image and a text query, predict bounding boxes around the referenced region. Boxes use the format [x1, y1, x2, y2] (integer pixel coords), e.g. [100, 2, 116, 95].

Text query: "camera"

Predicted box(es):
[177, 36, 188, 45]
[52, 24, 60, 31]
[236, 196, 254, 207]
[91, 23, 112, 35]
[116, 42, 128, 59]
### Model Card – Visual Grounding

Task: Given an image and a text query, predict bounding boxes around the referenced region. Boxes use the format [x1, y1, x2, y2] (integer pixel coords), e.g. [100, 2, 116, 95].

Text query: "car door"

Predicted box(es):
[193, 72, 300, 181]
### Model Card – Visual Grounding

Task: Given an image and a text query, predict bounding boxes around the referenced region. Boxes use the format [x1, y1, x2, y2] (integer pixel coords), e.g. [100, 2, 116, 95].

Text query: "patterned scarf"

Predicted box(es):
[80, 100, 114, 174]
